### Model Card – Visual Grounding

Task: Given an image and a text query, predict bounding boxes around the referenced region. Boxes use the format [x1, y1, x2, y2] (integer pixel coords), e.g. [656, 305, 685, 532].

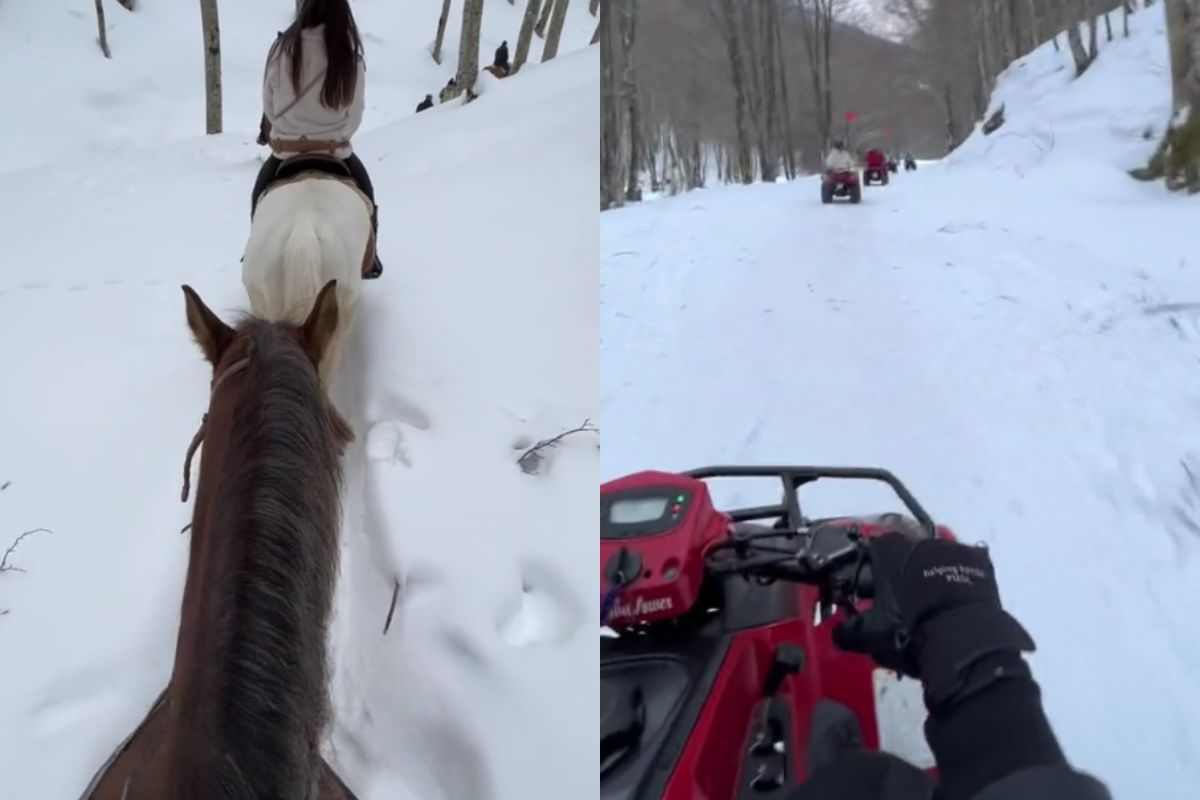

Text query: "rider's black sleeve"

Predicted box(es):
[925, 656, 1111, 800]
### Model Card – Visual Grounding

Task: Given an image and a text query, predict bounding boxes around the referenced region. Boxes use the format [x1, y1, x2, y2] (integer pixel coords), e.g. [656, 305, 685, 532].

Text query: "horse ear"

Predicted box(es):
[300, 280, 339, 369]
[182, 285, 235, 366]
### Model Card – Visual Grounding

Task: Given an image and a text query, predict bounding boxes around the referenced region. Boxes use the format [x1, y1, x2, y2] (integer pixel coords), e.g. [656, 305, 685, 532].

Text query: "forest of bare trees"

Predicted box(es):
[601, 0, 1186, 209]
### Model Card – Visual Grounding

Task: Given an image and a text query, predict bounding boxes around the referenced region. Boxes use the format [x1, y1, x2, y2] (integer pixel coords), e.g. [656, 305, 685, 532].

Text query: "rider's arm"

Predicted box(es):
[262, 53, 278, 124]
[922, 653, 1107, 800]
[344, 58, 366, 139]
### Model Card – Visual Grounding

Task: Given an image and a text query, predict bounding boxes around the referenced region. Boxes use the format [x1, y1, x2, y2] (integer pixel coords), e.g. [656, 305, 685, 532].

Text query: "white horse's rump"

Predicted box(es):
[242, 174, 370, 384]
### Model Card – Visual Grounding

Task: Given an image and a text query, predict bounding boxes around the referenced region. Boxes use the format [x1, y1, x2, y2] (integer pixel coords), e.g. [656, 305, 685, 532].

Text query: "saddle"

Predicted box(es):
[258, 154, 355, 199]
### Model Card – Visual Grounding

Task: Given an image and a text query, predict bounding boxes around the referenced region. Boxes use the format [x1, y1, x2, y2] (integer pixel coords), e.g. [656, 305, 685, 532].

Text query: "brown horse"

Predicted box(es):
[79, 280, 359, 800]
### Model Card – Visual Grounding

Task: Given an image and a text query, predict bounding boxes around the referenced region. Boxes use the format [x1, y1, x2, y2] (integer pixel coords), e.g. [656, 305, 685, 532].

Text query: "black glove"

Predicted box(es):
[833, 532, 1035, 714]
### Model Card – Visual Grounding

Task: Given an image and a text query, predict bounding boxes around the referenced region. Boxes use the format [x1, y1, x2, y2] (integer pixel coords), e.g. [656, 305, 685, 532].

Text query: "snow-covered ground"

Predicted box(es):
[0, 2, 597, 799]
[603, 5, 1197, 798]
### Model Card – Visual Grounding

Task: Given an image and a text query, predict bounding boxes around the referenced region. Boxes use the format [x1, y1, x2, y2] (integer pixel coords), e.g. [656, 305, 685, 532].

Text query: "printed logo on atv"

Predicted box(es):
[607, 593, 674, 621]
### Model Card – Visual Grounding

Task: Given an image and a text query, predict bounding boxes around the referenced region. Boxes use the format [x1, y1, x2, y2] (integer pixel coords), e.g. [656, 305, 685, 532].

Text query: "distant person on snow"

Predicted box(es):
[789, 532, 1110, 800]
[253, 0, 383, 278]
[439, 77, 458, 103]
[825, 139, 855, 172]
[494, 40, 511, 74]
[416, 94, 434, 113]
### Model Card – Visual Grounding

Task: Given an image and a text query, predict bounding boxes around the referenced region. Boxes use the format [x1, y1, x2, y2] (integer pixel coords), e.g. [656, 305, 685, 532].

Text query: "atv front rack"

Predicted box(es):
[684, 465, 936, 537]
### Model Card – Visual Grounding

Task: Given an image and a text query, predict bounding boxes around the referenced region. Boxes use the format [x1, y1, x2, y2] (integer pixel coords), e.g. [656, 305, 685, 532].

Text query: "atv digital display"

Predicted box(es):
[610, 496, 669, 524]
[602, 487, 691, 540]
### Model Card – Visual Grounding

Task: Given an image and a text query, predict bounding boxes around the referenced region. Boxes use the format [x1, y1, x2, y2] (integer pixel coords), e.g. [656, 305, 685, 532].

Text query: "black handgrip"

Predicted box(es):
[853, 561, 874, 599]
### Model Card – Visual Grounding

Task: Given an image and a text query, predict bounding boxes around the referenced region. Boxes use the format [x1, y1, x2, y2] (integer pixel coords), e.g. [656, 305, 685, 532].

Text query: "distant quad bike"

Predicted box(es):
[905, 157, 918, 172]
[600, 465, 957, 800]
[888, 159, 899, 174]
[863, 149, 890, 187]
[821, 169, 862, 204]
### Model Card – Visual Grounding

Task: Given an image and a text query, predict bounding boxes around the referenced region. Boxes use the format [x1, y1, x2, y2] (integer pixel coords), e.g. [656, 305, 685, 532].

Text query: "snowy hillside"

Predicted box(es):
[602, 4, 1197, 798]
[0, 2, 597, 799]
[0, 0, 594, 173]
[841, 0, 911, 42]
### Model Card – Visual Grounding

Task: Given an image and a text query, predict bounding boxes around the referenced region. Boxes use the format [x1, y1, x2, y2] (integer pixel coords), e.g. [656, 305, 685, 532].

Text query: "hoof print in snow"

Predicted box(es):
[497, 560, 584, 647]
[365, 420, 413, 466]
[437, 626, 492, 673]
[370, 390, 432, 432]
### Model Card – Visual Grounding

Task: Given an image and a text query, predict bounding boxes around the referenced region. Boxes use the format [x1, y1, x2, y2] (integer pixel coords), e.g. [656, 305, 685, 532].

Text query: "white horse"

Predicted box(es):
[242, 171, 371, 386]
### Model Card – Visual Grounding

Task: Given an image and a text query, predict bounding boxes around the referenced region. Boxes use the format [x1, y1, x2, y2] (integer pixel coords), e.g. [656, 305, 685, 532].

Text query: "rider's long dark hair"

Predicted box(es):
[274, 0, 365, 110]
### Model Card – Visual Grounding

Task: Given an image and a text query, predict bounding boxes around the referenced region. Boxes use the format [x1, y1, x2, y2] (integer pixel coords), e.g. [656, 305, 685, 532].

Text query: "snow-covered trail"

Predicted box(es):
[602, 162, 1200, 797]
[0, 36, 598, 800]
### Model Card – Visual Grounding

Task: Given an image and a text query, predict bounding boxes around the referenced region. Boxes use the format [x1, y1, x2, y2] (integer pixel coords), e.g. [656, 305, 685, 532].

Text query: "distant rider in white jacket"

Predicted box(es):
[252, 0, 382, 278]
[825, 140, 855, 172]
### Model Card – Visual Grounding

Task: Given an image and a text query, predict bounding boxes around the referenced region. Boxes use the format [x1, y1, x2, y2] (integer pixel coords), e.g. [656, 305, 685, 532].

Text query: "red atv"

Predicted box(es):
[820, 169, 862, 204]
[863, 149, 890, 186]
[600, 465, 956, 800]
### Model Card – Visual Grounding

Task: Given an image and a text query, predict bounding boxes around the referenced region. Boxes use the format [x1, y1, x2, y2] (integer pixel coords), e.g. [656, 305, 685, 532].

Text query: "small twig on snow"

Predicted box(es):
[383, 576, 400, 635]
[0, 481, 11, 491]
[1, 528, 50, 574]
[517, 419, 600, 475]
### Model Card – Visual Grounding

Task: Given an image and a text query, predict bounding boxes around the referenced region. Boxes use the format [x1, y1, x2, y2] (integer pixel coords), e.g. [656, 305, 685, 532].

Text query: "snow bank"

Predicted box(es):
[0, 2, 597, 799]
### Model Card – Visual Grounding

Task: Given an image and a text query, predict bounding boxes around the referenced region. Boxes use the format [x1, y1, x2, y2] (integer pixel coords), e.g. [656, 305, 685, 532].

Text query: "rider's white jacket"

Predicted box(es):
[825, 149, 855, 171]
[263, 24, 365, 160]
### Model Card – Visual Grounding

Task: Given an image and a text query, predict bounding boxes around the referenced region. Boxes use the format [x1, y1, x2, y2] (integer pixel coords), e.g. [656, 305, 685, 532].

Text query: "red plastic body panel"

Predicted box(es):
[601, 471, 730, 626]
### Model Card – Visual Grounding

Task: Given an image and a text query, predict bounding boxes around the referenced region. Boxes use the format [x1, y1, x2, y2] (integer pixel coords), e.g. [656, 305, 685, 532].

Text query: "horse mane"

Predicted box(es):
[200, 318, 348, 799]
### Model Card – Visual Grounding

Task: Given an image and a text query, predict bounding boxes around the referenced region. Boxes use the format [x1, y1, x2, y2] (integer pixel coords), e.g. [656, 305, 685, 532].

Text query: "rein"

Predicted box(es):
[181, 355, 252, 504]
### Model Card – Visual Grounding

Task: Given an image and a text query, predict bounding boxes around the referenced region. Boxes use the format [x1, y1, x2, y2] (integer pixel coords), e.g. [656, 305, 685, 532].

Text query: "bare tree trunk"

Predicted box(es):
[601, 0, 626, 208]
[773, 0, 797, 179]
[95, 0, 112, 59]
[741, 0, 769, 182]
[513, 0, 543, 73]
[542, 0, 570, 61]
[200, 0, 222, 134]
[621, 0, 642, 201]
[1067, 17, 1094, 76]
[797, 1, 837, 153]
[760, 0, 782, 182]
[716, 0, 754, 182]
[1164, 0, 1200, 190]
[536, 0, 555, 38]
[453, 0, 484, 100]
[432, 0, 453, 65]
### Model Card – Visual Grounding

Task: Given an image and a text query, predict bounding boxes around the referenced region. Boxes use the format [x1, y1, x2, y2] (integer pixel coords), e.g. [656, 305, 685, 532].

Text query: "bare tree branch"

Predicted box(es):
[517, 419, 599, 474]
[383, 576, 400, 635]
[1, 528, 50, 574]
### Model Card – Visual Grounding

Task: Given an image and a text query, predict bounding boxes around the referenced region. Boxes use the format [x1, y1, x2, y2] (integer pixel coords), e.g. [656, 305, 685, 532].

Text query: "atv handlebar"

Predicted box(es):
[704, 521, 876, 608]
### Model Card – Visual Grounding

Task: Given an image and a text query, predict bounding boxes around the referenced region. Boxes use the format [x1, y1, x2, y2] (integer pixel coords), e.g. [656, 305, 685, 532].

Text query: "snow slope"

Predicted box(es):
[0, 0, 595, 174]
[602, 4, 1197, 797]
[0, 2, 597, 799]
